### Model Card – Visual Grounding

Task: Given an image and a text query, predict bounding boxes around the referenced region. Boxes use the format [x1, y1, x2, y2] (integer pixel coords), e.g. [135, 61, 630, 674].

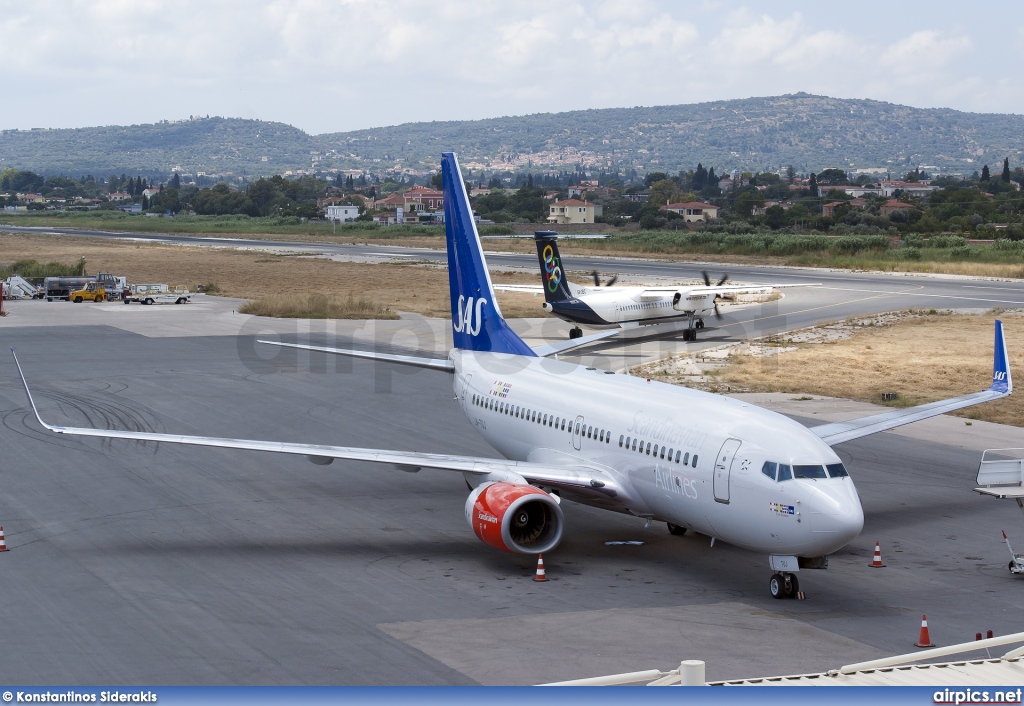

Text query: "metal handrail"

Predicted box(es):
[837, 631, 1024, 675]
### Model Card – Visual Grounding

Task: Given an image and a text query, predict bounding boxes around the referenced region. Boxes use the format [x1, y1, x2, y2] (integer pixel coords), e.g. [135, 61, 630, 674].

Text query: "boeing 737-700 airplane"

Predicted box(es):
[13, 152, 1013, 598]
[497, 232, 819, 340]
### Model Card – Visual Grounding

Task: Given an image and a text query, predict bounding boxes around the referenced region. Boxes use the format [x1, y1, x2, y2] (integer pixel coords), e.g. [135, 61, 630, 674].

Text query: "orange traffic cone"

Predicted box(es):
[915, 614, 935, 648]
[869, 541, 885, 567]
[0, 526, 8, 552]
[533, 554, 548, 582]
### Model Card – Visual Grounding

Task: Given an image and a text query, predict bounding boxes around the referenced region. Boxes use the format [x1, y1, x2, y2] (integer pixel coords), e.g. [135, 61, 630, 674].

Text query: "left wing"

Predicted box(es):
[10, 350, 618, 498]
[810, 320, 1012, 446]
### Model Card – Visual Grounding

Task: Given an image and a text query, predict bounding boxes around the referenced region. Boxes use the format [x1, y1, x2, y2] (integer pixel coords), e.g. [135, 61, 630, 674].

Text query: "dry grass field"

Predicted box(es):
[713, 311, 1024, 426]
[0, 232, 545, 318]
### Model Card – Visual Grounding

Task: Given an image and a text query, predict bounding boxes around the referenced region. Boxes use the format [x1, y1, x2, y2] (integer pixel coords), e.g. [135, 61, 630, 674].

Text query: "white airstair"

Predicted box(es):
[2, 275, 42, 299]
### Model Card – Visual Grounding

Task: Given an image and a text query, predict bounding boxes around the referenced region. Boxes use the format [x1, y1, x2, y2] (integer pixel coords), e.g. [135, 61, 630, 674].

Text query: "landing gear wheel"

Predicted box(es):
[682, 329, 696, 341]
[769, 573, 784, 599]
[783, 572, 799, 598]
[1010, 561, 1017, 573]
[696, 319, 705, 329]
[667, 523, 687, 536]
[569, 327, 583, 340]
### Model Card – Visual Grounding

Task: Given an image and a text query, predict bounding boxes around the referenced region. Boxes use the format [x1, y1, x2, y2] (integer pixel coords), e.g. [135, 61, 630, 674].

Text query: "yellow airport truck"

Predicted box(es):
[69, 282, 111, 303]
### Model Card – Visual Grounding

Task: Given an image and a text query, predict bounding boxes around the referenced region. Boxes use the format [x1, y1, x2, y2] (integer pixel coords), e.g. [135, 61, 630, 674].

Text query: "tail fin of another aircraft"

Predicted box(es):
[534, 231, 575, 303]
[441, 153, 535, 356]
[991, 319, 1013, 394]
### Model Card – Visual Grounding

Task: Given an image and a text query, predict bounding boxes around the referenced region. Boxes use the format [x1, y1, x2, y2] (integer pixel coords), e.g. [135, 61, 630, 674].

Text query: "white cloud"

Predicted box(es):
[0, 1, 1019, 133]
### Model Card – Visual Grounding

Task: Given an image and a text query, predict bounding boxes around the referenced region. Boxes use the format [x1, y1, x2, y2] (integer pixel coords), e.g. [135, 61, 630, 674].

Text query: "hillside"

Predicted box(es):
[2, 94, 1023, 178]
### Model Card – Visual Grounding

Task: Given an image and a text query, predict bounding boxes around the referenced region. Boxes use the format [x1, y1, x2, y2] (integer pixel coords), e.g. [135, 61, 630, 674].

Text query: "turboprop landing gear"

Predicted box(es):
[569, 327, 583, 340]
[682, 313, 699, 341]
[769, 572, 799, 599]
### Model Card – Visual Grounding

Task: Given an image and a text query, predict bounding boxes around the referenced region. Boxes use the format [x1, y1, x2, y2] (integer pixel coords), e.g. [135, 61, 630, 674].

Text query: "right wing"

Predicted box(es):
[809, 320, 1012, 446]
[11, 350, 618, 499]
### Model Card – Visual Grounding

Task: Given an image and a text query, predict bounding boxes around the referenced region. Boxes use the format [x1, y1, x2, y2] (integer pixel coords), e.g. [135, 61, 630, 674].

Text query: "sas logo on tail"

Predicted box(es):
[541, 244, 563, 293]
[454, 295, 487, 336]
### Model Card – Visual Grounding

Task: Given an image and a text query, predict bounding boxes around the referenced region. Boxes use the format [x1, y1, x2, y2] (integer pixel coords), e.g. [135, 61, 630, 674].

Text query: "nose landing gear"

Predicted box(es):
[769, 572, 799, 599]
[569, 327, 583, 340]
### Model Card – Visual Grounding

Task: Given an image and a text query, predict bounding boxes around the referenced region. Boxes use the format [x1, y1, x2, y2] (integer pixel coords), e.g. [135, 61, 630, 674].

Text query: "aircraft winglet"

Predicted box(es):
[991, 319, 1012, 394]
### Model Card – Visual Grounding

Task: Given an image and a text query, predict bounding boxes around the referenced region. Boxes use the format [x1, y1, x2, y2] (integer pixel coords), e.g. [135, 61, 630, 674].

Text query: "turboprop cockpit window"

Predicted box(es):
[793, 464, 828, 479]
[826, 463, 849, 478]
[762, 461, 778, 480]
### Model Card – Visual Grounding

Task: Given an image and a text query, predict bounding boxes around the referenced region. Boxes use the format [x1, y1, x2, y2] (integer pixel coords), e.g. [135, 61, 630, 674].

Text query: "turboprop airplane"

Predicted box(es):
[12, 152, 1014, 599]
[497, 231, 819, 340]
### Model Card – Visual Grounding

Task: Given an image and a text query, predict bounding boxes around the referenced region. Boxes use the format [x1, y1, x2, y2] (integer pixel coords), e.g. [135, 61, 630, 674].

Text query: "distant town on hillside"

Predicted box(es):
[1, 94, 1023, 183]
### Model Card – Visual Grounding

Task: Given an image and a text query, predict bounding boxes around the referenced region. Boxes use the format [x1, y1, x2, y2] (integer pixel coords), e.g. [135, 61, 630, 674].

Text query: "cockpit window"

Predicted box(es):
[793, 464, 828, 479]
[778, 464, 792, 481]
[826, 463, 849, 478]
[761, 461, 777, 481]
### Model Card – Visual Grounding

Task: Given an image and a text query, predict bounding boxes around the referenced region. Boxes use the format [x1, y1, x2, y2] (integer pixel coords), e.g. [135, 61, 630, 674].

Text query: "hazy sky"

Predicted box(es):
[3, 1, 1022, 134]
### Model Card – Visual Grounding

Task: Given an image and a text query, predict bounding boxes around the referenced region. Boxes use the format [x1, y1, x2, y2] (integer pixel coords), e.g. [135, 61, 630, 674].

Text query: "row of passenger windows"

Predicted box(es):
[624, 301, 668, 311]
[761, 461, 849, 482]
[618, 434, 696, 467]
[470, 394, 612, 443]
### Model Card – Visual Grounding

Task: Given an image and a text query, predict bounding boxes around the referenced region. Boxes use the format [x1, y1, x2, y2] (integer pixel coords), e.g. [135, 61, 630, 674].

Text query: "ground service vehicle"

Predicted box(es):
[3, 275, 44, 300]
[69, 282, 110, 303]
[123, 284, 192, 305]
[45, 273, 125, 301]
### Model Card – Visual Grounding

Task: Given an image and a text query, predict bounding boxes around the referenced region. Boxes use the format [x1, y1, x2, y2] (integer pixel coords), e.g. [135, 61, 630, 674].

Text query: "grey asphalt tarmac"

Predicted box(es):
[2, 311, 1024, 685]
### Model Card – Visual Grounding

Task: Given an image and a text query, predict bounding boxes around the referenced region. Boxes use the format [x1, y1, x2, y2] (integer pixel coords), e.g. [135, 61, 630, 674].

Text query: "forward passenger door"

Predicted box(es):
[713, 438, 742, 504]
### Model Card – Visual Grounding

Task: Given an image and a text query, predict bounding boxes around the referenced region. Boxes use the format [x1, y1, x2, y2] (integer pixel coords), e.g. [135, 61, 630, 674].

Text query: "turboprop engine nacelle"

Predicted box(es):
[465, 481, 564, 554]
[673, 290, 714, 312]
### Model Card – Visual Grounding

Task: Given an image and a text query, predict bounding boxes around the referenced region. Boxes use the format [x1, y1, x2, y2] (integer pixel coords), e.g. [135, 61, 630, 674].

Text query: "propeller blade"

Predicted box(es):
[714, 301, 723, 320]
[592, 270, 601, 287]
[716, 273, 729, 287]
[605, 276, 618, 287]
[701, 270, 711, 287]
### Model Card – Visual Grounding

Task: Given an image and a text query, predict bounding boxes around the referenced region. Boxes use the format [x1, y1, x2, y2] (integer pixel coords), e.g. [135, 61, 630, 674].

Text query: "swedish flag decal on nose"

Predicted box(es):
[441, 152, 535, 356]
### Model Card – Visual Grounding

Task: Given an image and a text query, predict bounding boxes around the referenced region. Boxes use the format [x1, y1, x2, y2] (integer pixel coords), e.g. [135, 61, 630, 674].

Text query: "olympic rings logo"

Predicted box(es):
[542, 244, 562, 292]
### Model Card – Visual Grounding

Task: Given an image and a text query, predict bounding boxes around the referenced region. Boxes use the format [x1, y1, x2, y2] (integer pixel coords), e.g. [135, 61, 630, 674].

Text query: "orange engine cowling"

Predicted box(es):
[465, 482, 563, 554]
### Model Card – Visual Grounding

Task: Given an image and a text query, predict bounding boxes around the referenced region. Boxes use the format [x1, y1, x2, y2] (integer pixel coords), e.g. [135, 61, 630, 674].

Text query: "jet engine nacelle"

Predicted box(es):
[465, 481, 564, 554]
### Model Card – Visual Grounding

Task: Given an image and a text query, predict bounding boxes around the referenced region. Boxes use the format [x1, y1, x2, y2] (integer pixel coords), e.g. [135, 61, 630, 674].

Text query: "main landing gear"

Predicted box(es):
[681, 315, 705, 342]
[769, 572, 799, 599]
[569, 327, 583, 340]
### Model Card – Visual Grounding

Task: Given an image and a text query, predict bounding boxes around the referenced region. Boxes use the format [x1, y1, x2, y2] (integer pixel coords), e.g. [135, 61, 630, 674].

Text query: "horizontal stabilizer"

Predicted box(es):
[257, 340, 454, 371]
[810, 320, 1012, 446]
[532, 329, 623, 357]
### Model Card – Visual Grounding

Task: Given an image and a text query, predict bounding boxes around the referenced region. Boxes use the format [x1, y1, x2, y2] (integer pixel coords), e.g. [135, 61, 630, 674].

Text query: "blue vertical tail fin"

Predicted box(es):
[441, 153, 535, 356]
[991, 319, 1013, 393]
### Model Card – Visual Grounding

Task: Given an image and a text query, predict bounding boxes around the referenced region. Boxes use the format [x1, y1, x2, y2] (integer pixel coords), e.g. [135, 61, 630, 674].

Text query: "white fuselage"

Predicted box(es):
[452, 350, 863, 557]
[547, 283, 720, 327]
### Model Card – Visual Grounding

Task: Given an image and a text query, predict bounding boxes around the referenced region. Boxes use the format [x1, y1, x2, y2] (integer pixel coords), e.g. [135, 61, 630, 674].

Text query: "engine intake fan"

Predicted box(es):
[465, 482, 564, 554]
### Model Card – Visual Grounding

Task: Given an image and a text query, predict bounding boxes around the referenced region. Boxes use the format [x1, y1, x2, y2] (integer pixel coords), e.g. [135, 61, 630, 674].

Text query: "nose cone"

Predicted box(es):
[806, 480, 864, 552]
